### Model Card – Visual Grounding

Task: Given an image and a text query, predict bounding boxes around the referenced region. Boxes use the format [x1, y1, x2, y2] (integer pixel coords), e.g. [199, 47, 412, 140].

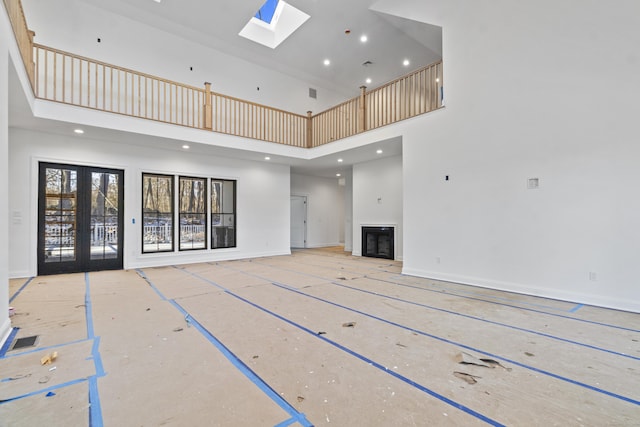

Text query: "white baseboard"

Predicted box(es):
[401, 267, 640, 314]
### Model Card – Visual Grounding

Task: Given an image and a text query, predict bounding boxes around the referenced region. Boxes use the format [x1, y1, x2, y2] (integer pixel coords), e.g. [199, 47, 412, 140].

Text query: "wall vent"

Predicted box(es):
[308, 88, 317, 99]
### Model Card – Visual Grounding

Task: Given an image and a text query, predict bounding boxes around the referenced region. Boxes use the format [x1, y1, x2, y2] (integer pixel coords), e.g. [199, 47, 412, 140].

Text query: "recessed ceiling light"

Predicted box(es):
[336, 173, 341, 177]
[366, 78, 372, 84]
[337, 158, 343, 163]
[360, 35, 368, 43]
[182, 144, 190, 149]
[323, 59, 331, 66]
[376, 149, 383, 154]
[74, 129, 84, 134]
[436, 78, 440, 83]
[403, 59, 410, 67]
[153, 0, 161, 3]
[264, 156, 271, 160]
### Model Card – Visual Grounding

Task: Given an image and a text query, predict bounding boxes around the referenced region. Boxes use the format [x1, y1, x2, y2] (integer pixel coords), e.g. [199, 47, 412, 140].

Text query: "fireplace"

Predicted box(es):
[362, 226, 394, 260]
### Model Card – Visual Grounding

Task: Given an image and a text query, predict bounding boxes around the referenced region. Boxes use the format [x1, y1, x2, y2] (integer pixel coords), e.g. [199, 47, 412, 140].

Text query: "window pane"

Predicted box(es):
[179, 177, 207, 251]
[44, 167, 77, 263]
[143, 174, 174, 253]
[91, 172, 120, 260]
[211, 179, 236, 249]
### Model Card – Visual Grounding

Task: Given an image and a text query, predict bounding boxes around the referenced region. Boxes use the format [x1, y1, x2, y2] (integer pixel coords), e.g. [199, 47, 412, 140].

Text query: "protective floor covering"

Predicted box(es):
[1, 247, 639, 426]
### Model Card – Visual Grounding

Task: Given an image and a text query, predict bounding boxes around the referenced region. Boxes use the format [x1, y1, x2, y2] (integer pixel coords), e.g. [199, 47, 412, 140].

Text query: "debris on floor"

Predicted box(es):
[45, 392, 56, 397]
[395, 342, 407, 348]
[456, 352, 495, 368]
[453, 371, 480, 384]
[317, 331, 327, 335]
[525, 352, 535, 357]
[173, 327, 184, 332]
[456, 352, 511, 371]
[8, 307, 15, 317]
[297, 396, 305, 402]
[3, 373, 32, 381]
[342, 322, 356, 328]
[40, 351, 58, 365]
[39, 376, 50, 384]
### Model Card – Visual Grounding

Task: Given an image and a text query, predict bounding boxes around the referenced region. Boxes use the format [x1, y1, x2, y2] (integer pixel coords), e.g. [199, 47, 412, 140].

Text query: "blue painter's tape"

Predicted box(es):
[139, 268, 312, 427]
[169, 299, 312, 427]
[2, 338, 91, 359]
[0, 378, 87, 404]
[177, 267, 503, 426]
[330, 282, 640, 362]
[9, 277, 34, 303]
[268, 281, 640, 407]
[92, 337, 105, 377]
[88, 376, 104, 427]
[266, 256, 635, 332]
[84, 273, 104, 427]
[136, 269, 167, 301]
[0, 328, 19, 358]
[570, 304, 584, 313]
[274, 414, 311, 427]
[377, 277, 640, 333]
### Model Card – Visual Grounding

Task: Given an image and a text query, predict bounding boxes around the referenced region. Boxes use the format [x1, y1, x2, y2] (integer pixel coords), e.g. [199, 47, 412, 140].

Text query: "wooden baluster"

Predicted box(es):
[306, 111, 313, 148]
[358, 86, 366, 133]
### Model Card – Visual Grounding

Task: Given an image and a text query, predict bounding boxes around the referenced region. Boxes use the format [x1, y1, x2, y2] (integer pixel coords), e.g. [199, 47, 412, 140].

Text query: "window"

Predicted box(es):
[211, 179, 236, 249]
[255, 0, 279, 24]
[142, 174, 174, 253]
[179, 176, 207, 250]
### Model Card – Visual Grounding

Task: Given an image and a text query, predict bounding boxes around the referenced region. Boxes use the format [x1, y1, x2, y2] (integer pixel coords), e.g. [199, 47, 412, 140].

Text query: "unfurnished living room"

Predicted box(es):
[1, 0, 639, 426]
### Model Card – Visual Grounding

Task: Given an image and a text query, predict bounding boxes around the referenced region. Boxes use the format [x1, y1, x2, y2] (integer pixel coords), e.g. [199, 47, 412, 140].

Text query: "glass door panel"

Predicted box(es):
[39, 163, 124, 275]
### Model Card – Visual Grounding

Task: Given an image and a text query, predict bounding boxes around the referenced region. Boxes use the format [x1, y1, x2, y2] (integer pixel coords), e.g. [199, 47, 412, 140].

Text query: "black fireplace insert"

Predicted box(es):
[362, 226, 394, 260]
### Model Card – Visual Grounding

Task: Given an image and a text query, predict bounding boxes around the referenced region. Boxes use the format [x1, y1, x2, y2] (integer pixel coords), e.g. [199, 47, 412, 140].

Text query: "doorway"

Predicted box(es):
[38, 162, 124, 275]
[290, 195, 307, 248]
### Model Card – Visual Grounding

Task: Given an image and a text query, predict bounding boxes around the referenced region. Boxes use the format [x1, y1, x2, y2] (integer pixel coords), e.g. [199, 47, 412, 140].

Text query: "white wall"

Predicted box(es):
[8, 128, 291, 277]
[343, 170, 353, 252]
[0, 4, 11, 344]
[373, 0, 640, 312]
[352, 155, 403, 260]
[21, 0, 346, 114]
[290, 173, 343, 248]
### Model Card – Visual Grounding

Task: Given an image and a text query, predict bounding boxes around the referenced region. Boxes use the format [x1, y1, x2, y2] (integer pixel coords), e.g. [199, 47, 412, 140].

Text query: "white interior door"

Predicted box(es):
[290, 195, 307, 248]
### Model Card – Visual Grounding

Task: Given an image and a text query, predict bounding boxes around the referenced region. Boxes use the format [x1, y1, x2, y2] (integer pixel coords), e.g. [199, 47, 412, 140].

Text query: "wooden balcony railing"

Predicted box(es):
[5, 0, 444, 149]
[3, 0, 35, 88]
[309, 62, 443, 147]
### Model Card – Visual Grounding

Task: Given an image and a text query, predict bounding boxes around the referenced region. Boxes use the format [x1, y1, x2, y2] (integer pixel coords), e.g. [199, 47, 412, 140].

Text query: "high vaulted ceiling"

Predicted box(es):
[10, 0, 441, 177]
[78, 0, 442, 99]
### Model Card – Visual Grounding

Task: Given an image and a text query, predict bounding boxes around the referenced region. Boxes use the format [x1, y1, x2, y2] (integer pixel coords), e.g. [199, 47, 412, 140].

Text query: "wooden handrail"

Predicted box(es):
[366, 61, 443, 131]
[310, 61, 443, 146]
[3, 0, 35, 88]
[5, 0, 444, 149]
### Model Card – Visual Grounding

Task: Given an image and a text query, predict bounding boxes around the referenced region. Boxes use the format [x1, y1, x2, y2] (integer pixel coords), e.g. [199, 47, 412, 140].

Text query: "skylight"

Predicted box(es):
[239, 0, 309, 49]
[255, 0, 279, 24]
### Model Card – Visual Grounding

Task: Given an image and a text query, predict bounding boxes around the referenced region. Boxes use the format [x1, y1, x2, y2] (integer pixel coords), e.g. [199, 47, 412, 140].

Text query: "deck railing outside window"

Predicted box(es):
[5, 0, 444, 148]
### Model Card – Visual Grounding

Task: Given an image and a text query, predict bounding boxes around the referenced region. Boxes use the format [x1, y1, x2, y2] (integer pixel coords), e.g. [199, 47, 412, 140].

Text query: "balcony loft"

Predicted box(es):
[4, 0, 443, 149]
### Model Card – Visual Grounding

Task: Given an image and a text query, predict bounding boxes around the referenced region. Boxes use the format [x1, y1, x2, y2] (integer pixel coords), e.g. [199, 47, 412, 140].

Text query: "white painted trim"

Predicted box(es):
[401, 267, 640, 314]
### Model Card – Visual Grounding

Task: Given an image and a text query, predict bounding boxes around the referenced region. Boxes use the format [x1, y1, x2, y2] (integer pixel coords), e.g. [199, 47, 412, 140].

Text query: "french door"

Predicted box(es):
[38, 162, 124, 275]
